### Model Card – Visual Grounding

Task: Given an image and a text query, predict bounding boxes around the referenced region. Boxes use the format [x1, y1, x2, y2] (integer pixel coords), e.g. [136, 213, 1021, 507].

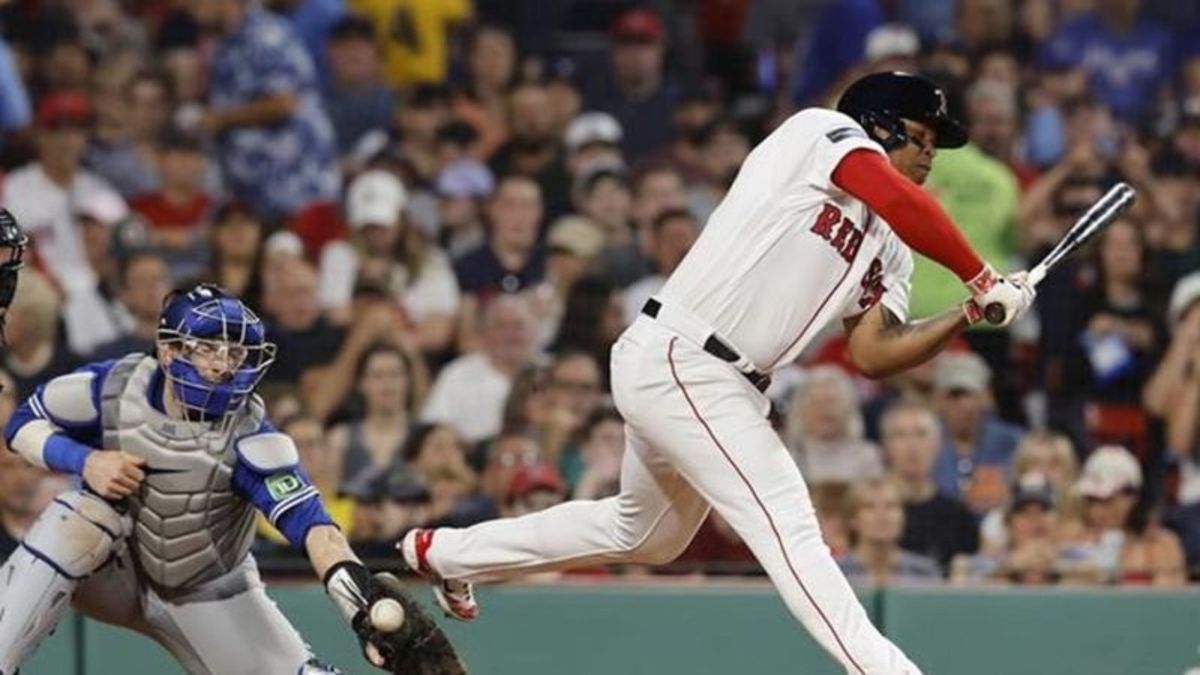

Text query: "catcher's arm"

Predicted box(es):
[310, 526, 468, 674]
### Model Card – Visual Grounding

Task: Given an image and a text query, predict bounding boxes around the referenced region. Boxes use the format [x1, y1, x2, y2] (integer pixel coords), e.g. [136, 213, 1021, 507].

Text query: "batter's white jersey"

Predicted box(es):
[658, 108, 913, 370]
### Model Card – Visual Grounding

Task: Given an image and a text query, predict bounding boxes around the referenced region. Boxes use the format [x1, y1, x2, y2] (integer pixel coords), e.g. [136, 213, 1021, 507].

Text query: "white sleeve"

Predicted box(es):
[403, 251, 461, 321]
[878, 236, 914, 322]
[793, 108, 887, 194]
[316, 241, 358, 310]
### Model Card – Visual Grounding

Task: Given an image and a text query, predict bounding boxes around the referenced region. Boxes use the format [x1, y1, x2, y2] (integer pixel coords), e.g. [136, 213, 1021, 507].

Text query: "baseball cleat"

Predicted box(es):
[399, 528, 479, 622]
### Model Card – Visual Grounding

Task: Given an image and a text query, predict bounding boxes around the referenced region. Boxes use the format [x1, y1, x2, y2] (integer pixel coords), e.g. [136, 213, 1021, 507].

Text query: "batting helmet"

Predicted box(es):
[837, 71, 967, 152]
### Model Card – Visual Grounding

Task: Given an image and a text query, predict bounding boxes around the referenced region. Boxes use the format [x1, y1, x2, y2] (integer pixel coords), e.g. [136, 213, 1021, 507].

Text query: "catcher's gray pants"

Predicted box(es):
[74, 549, 317, 675]
[0, 491, 327, 675]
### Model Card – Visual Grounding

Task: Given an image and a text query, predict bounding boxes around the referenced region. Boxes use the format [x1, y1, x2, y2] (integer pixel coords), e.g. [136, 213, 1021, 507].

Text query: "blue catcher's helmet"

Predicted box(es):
[156, 284, 276, 420]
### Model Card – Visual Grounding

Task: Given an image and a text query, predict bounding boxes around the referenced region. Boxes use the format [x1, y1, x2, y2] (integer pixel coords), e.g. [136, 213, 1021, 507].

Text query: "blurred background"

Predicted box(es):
[2, 0, 1200, 673]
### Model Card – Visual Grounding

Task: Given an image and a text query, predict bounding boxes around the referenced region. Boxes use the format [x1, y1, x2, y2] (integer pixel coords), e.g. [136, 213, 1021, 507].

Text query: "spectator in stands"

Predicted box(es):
[330, 342, 419, 495]
[622, 208, 699, 324]
[1147, 274, 1200, 505]
[352, 0, 469, 89]
[882, 400, 979, 570]
[435, 159, 494, 257]
[587, 8, 680, 161]
[538, 350, 605, 478]
[837, 476, 943, 586]
[490, 82, 571, 218]
[979, 431, 1081, 553]
[3, 91, 113, 298]
[90, 250, 171, 360]
[3, 270, 75, 400]
[550, 276, 624, 387]
[572, 407, 624, 500]
[0, 369, 40, 561]
[62, 185, 133, 356]
[0, 36, 30, 138]
[861, 358, 938, 443]
[932, 351, 1024, 513]
[299, 283, 422, 420]
[574, 161, 637, 284]
[388, 84, 452, 186]
[1038, 0, 1173, 124]
[260, 257, 343, 386]
[88, 68, 174, 199]
[201, 200, 264, 307]
[1058, 446, 1186, 586]
[454, 174, 545, 351]
[533, 215, 605, 348]
[400, 423, 472, 485]
[323, 14, 392, 160]
[637, 92, 719, 185]
[688, 118, 750, 223]
[318, 169, 460, 354]
[424, 295, 537, 443]
[951, 472, 1063, 586]
[786, 366, 883, 485]
[502, 462, 567, 519]
[350, 471, 431, 553]
[192, 0, 339, 219]
[476, 431, 542, 519]
[129, 129, 215, 283]
[631, 166, 689, 232]
[563, 112, 625, 179]
[451, 24, 516, 160]
[1068, 220, 1163, 454]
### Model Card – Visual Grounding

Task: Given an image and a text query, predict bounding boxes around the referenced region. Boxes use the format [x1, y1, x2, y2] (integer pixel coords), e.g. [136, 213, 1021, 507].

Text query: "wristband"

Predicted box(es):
[44, 434, 94, 475]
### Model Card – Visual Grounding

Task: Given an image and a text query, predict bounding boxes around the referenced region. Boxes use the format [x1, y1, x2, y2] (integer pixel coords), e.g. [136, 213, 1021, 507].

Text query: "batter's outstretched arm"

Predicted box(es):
[843, 303, 967, 379]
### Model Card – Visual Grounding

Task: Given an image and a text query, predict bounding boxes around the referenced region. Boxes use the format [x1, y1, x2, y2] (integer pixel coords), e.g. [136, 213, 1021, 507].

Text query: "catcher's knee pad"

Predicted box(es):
[0, 491, 128, 672]
[23, 491, 128, 577]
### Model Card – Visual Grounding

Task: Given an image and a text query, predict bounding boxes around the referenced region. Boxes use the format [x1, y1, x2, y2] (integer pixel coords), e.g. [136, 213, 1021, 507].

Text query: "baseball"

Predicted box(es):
[369, 598, 405, 633]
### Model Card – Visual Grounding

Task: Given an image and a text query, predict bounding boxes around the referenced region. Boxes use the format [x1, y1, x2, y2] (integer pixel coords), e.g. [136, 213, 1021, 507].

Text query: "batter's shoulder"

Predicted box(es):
[785, 107, 869, 139]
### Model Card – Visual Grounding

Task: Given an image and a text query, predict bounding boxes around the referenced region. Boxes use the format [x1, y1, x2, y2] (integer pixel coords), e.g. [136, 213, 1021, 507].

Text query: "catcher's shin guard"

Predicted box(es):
[0, 492, 127, 673]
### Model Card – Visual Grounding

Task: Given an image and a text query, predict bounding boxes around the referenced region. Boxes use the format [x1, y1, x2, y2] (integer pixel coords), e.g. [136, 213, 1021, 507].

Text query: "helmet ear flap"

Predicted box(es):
[860, 111, 910, 152]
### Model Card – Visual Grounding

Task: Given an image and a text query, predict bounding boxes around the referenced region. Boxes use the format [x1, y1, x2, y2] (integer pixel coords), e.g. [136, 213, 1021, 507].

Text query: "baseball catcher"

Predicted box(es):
[0, 208, 29, 349]
[0, 284, 465, 674]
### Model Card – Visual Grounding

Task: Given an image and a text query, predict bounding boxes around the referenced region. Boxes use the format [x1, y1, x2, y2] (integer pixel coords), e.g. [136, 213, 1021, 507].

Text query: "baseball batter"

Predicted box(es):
[400, 72, 1036, 674]
[0, 285, 464, 674]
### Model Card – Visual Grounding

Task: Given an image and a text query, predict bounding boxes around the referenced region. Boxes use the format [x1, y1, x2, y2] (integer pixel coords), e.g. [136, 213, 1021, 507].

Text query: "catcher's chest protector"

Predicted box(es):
[100, 355, 264, 592]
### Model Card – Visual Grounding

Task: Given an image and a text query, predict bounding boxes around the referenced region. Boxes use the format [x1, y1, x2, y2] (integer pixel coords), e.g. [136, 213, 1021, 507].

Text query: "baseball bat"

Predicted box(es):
[983, 182, 1137, 324]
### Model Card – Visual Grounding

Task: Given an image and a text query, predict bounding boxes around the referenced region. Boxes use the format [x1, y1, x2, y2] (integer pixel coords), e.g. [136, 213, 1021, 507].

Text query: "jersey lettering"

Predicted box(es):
[858, 258, 886, 309]
[809, 202, 865, 262]
[810, 203, 840, 240]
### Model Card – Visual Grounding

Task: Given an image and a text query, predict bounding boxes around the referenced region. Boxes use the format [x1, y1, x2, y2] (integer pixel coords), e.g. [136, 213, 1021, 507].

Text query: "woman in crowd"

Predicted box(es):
[319, 169, 460, 356]
[329, 342, 420, 495]
[786, 366, 883, 485]
[836, 476, 943, 586]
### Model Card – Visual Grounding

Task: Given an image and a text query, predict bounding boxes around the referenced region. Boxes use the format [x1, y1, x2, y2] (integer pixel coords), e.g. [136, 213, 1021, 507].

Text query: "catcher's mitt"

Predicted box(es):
[354, 572, 469, 675]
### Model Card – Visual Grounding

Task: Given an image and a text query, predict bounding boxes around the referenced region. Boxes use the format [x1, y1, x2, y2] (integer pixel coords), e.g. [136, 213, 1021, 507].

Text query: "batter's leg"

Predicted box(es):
[635, 337, 921, 675]
[417, 425, 711, 583]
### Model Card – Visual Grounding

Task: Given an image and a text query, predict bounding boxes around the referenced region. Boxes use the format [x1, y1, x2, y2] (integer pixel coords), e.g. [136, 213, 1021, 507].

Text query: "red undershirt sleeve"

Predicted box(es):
[831, 148, 985, 283]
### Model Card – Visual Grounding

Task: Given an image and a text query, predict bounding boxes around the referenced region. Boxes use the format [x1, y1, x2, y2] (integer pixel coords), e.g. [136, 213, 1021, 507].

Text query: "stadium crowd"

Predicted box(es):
[0, 0, 1199, 588]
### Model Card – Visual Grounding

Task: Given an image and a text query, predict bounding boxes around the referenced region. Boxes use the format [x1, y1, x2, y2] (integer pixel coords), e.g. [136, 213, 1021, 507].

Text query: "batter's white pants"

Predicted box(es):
[424, 316, 921, 675]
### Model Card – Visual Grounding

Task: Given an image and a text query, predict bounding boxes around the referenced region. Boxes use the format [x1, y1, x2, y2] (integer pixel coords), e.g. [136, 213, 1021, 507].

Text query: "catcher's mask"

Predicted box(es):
[0, 208, 30, 346]
[156, 284, 276, 423]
